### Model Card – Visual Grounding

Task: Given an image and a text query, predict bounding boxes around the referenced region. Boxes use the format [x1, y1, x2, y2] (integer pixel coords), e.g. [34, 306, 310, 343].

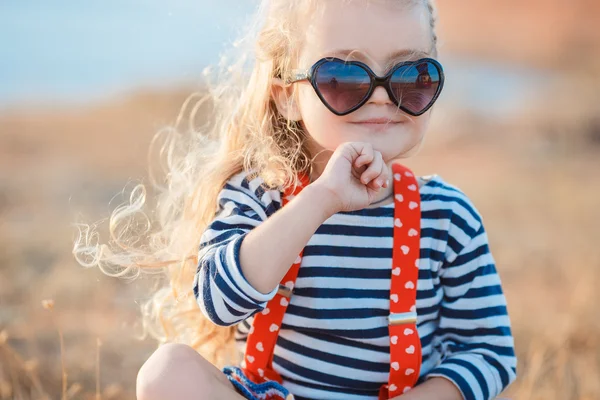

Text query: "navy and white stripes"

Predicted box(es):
[193, 170, 516, 400]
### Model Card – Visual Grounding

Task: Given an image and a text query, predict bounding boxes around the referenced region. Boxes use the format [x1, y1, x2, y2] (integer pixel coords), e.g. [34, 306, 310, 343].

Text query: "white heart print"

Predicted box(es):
[391, 362, 400, 371]
[389, 384, 398, 392]
[394, 173, 402, 181]
[258, 368, 264, 377]
[269, 324, 279, 332]
[408, 228, 418, 237]
[405, 345, 415, 354]
[395, 194, 404, 203]
[407, 184, 417, 191]
[295, 255, 302, 264]
[390, 294, 399, 303]
[247, 355, 255, 363]
[284, 281, 294, 289]
[391, 336, 398, 345]
[405, 368, 415, 376]
[403, 387, 411, 394]
[404, 328, 414, 336]
[256, 342, 264, 352]
[280, 297, 289, 306]
[394, 218, 403, 228]
[410, 305, 416, 312]
[409, 201, 418, 210]
[401, 245, 410, 255]
[392, 267, 401, 276]
[405, 281, 415, 289]
[414, 259, 419, 268]
[404, 171, 414, 177]
[261, 308, 270, 315]
[285, 195, 295, 202]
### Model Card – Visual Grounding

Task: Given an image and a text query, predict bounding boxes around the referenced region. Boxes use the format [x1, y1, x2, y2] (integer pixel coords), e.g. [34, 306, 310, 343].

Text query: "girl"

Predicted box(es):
[74, 0, 516, 399]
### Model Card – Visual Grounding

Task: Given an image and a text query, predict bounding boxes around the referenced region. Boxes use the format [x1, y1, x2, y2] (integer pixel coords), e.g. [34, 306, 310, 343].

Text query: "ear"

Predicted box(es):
[271, 77, 302, 122]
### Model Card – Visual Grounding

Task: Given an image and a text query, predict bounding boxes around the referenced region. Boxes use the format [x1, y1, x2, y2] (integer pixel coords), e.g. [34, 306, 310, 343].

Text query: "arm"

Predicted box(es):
[193, 174, 336, 326]
[239, 183, 337, 294]
[241, 141, 393, 294]
[417, 216, 517, 400]
[195, 142, 387, 326]
[390, 377, 462, 400]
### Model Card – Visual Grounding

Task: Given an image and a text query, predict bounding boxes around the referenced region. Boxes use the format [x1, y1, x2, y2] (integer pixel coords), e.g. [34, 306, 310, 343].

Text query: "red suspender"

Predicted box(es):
[378, 163, 422, 398]
[241, 173, 309, 384]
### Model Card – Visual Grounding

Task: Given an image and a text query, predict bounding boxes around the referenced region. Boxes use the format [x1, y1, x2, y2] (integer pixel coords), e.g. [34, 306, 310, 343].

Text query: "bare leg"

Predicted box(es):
[136, 343, 246, 400]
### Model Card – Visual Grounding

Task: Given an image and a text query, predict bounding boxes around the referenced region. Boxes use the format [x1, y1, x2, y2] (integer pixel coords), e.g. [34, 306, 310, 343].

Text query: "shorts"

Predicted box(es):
[222, 366, 294, 400]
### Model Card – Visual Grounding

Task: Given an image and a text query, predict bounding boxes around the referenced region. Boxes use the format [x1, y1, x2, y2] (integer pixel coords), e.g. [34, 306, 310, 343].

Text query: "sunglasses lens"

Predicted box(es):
[390, 61, 442, 115]
[314, 61, 371, 114]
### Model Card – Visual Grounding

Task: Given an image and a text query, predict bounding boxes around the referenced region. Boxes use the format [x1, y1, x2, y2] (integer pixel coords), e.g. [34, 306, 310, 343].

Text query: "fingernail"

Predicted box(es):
[376, 179, 383, 187]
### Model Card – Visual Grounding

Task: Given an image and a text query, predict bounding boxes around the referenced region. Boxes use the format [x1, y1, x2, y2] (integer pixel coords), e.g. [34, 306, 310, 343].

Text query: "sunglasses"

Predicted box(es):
[287, 57, 445, 116]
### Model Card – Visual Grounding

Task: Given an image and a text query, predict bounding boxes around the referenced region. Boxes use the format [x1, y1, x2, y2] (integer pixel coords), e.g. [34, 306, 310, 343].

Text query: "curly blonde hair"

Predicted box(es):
[73, 0, 439, 368]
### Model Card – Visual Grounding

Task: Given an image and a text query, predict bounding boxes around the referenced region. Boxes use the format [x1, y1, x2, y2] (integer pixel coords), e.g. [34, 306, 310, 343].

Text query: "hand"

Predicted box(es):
[311, 142, 390, 214]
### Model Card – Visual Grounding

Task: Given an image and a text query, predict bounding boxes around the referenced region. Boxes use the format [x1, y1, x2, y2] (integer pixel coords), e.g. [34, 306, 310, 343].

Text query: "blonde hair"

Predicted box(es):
[73, 0, 440, 367]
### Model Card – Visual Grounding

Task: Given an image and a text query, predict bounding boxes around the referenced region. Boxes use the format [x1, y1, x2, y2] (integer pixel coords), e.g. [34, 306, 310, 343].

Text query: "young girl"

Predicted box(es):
[75, 0, 516, 399]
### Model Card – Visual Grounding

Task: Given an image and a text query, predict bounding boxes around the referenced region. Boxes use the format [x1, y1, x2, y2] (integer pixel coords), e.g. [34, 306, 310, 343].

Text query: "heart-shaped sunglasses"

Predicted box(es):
[286, 57, 445, 116]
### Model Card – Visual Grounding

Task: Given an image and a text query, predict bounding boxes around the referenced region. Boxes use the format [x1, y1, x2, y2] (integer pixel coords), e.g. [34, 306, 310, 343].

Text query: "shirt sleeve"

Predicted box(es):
[192, 170, 282, 327]
[424, 200, 517, 400]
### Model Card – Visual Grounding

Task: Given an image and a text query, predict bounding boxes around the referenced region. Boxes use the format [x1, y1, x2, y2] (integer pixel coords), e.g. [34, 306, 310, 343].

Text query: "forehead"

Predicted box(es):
[300, 0, 432, 70]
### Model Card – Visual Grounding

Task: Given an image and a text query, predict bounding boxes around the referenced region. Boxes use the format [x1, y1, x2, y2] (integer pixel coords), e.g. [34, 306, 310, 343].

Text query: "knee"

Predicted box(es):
[136, 343, 207, 400]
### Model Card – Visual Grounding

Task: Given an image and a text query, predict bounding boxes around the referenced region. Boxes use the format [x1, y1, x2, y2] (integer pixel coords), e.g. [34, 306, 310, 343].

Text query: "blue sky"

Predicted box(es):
[0, 0, 257, 106]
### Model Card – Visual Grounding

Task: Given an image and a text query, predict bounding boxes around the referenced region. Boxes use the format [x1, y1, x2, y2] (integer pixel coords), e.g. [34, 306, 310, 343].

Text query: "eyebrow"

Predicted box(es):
[325, 48, 431, 70]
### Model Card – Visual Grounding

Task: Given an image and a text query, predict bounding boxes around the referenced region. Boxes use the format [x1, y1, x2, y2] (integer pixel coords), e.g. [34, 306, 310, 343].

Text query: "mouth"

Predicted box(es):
[350, 117, 403, 124]
[349, 118, 403, 130]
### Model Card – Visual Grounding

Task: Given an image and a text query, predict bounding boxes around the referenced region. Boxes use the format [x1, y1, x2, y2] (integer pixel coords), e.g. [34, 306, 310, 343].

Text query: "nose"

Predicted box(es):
[366, 86, 393, 106]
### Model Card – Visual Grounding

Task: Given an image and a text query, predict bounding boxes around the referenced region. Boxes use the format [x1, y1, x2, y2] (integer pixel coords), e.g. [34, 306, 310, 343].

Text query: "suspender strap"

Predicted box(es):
[242, 174, 309, 384]
[379, 163, 422, 399]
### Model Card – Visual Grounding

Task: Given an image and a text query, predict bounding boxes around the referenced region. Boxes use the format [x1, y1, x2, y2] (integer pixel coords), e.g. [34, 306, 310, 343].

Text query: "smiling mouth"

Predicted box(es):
[350, 118, 403, 124]
[349, 119, 404, 131]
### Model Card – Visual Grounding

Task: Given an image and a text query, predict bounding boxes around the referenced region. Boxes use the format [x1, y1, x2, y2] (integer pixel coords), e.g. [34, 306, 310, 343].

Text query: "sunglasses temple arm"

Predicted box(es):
[286, 69, 309, 84]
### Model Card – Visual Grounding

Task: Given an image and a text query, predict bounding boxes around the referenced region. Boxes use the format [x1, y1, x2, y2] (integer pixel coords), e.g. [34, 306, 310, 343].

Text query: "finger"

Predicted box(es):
[381, 175, 390, 188]
[367, 178, 384, 191]
[351, 166, 362, 182]
[354, 143, 374, 169]
[367, 169, 387, 190]
[380, 165, 390, 188]
[378, 162, 390, 188]
[367, 158, 389, 191]
[360, 151, 383, 185]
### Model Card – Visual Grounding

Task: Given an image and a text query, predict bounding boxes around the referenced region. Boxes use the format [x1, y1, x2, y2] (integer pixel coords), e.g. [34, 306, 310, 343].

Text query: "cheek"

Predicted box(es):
[297, 85, 345, 150]
[412, 112, 431, 134]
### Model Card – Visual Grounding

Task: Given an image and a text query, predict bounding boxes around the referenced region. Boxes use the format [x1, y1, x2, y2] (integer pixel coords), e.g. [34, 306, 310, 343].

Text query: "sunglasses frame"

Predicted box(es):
[287, 57, 445, 117]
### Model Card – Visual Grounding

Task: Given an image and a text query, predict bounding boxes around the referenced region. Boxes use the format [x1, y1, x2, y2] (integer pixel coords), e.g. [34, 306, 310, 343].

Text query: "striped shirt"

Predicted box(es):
[193, 170, 517, 400]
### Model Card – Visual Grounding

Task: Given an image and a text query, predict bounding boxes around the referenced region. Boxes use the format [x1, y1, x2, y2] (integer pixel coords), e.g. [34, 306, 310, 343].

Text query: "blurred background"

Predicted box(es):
[0, 1, 599, 399]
